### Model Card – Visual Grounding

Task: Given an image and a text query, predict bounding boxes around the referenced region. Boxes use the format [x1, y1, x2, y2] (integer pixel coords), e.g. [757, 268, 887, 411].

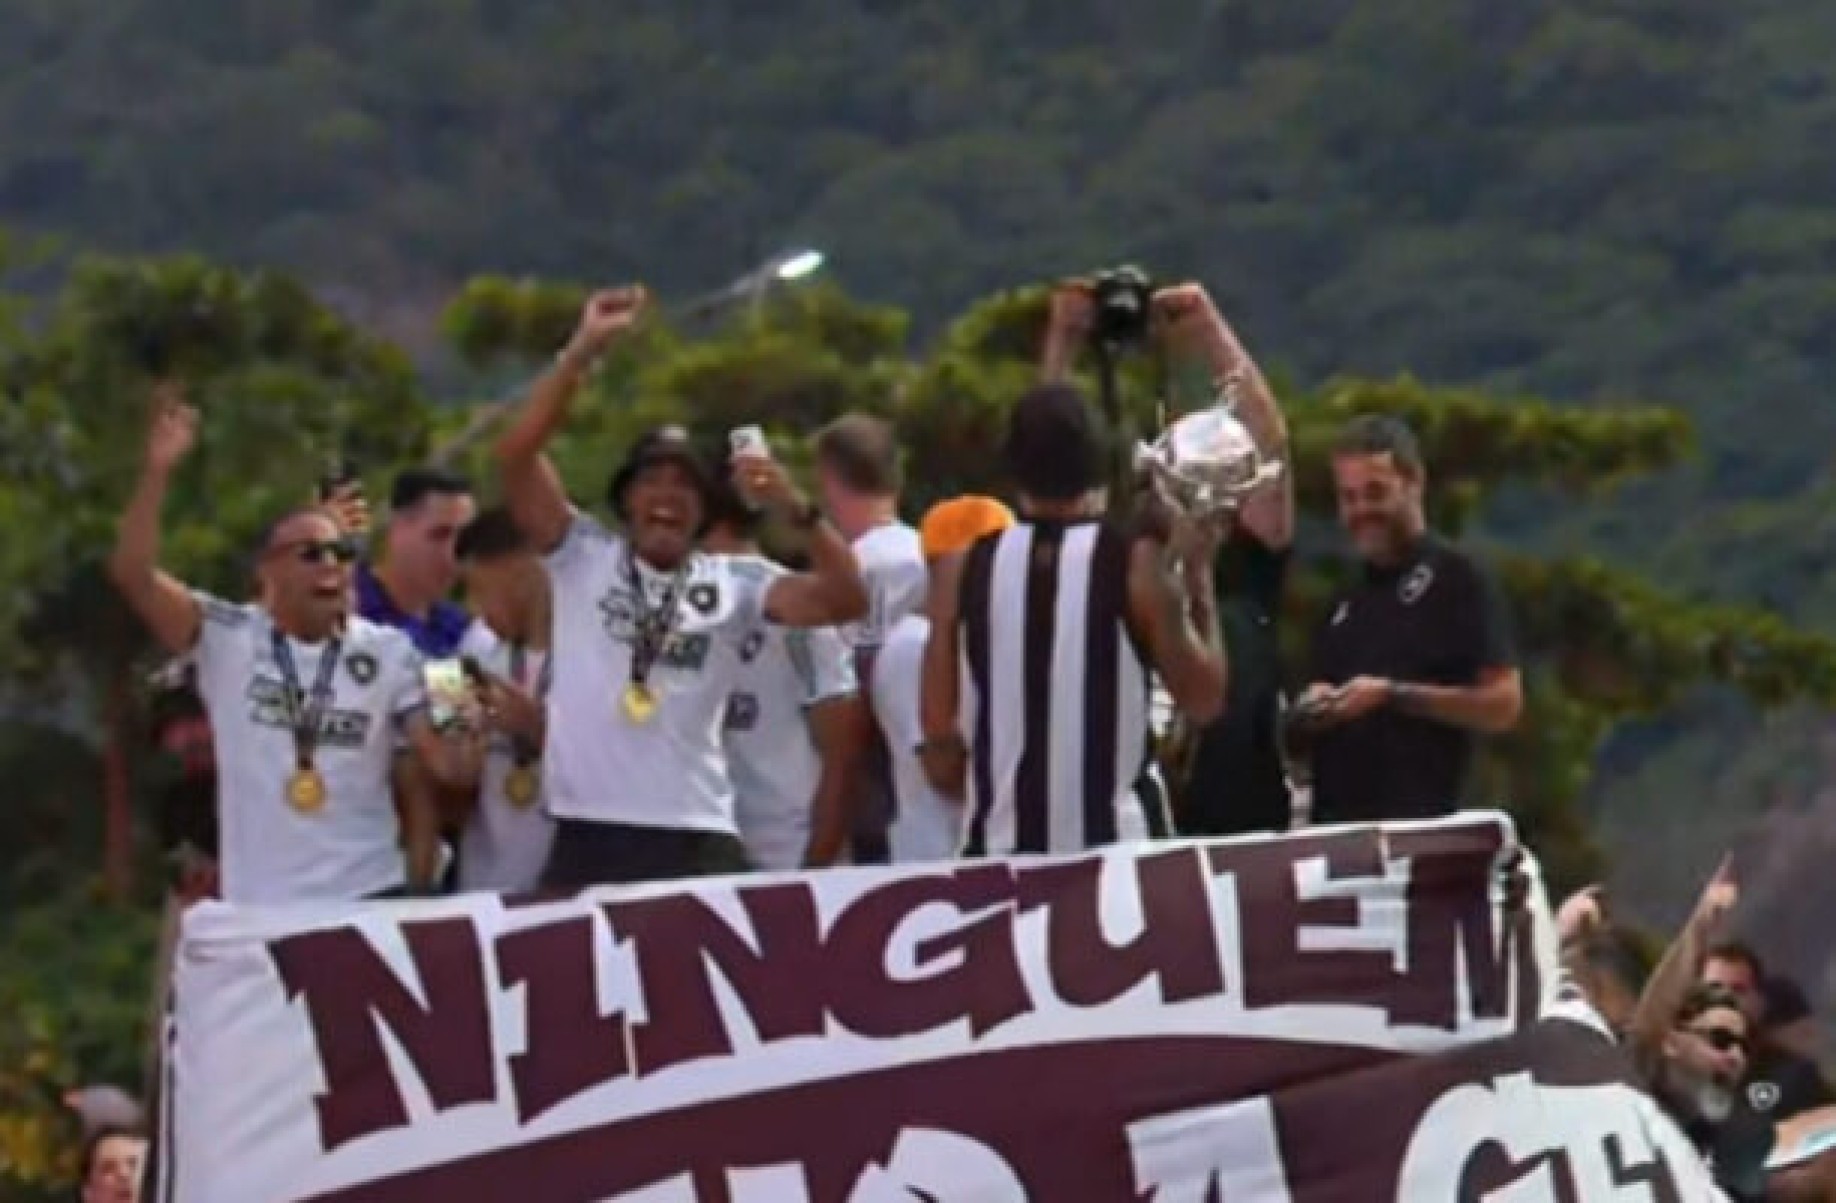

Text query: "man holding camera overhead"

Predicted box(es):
[1040, 275, 1295, 837]
[109, 384, 465, 903]
[494, 288, 868, 887]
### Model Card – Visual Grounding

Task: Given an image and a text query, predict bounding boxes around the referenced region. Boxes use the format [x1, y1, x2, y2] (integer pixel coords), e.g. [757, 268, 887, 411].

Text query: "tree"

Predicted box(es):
[0, 249, 435, 898]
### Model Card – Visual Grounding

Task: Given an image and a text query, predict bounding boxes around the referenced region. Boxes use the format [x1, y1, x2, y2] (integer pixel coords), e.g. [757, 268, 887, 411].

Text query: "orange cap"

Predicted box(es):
[920, 495, 1015, 560]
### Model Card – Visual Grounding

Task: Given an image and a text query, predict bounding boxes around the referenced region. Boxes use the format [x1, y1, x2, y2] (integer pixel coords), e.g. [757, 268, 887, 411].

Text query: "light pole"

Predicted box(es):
[429, 249, 829, 465]
[672, 247, 827, 323]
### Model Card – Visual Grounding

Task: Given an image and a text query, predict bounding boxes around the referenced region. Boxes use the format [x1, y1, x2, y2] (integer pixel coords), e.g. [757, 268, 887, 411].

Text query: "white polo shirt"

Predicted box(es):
[189, 593, 426, 904]
[542, 513, 768, 834]
[455, 624, 556, 893]
[722, 555, 858, 871]
[870, 613, 964, 863]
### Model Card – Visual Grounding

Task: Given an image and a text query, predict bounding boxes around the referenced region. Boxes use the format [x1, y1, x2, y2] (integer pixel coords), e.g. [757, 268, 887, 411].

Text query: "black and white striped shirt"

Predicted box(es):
[957, 518, 1171, 856]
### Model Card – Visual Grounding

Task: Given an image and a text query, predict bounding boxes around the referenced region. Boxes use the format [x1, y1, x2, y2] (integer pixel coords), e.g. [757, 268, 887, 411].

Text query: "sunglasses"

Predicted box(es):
[266, 537, 358, 566]
[1689, 1026, 1748, 1054]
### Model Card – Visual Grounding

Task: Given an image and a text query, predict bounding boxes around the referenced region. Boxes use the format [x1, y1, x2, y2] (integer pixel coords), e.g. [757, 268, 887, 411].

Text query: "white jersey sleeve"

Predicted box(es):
[382, 631, 429, 732]
[189, 590, 257, 682]
[787, 625, 858, 707]
[544, 509, 619, 583]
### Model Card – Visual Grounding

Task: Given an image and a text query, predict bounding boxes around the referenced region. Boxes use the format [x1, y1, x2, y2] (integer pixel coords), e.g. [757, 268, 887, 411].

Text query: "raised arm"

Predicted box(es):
[1153, 283, 1294, 550]
[108, 383, 204, 655]
[1125, 519, 1228, 725]
[494, 288, 648, 553]
[1038, 282, 1094, 383]
[736, 456, 869, 628]
[1627, 856, 1737, 1065]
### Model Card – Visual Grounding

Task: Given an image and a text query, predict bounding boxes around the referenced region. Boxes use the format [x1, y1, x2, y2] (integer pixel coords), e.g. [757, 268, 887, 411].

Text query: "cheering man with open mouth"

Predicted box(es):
[109, 384, 468, 903]
[495, 288, 869, 887]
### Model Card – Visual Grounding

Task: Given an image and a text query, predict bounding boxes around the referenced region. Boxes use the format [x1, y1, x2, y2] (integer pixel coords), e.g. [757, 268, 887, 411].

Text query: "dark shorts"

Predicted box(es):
[541, 819, 752, 889]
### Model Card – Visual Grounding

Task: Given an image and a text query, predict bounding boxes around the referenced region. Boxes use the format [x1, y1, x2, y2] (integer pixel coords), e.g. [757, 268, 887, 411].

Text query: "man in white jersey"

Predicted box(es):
[813, 413, 925, 864]
[701, 458, 865, 871]
[108, 385, 467, 903]
[494, 288, 869, 887]
[873, 495, 1015, 863]
[452, 507, 556, 893]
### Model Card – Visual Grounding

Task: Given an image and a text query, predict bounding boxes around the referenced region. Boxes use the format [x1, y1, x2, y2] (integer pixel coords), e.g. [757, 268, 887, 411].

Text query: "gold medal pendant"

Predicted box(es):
[286, 766, 327, 814]
[504, 763, 541, 808]
[622, 681, 658, 725]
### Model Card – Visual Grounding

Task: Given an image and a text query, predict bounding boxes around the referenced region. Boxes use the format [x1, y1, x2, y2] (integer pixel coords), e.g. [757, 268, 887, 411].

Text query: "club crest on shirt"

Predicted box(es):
[688, 582, 719, 616]
[346, 652, 378, 685]
[243, 678, 372, 747]
[1399, 564, 1434, 605]
[1748, 1080, 1781, 1113]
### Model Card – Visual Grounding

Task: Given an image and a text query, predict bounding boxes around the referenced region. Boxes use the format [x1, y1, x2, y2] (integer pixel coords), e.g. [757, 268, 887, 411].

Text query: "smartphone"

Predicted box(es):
[729, 425, 769, 460]
[423, 659, 473, 732]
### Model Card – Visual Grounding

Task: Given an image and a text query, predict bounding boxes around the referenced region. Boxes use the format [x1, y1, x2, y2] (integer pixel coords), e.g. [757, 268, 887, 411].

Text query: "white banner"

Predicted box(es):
[163, 812, 1721, 1201]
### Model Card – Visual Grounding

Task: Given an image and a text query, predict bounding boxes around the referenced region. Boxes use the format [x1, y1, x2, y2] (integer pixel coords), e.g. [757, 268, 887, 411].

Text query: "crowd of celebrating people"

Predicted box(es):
[71, 277, 1830, 1202]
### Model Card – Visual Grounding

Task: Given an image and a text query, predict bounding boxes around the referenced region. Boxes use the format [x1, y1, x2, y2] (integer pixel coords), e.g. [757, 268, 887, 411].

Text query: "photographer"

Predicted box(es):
[1040, 276, 1293, 837]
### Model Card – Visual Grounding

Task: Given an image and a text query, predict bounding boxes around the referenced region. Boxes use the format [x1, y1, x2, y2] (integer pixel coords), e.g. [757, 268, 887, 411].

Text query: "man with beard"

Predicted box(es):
[1702, 943, 1832, 1128]
[494, 289, 868, 886]
[1294, 415, 1522, 824]
[1647, 983, 1773, 1200]
[109, 384, 464, 903]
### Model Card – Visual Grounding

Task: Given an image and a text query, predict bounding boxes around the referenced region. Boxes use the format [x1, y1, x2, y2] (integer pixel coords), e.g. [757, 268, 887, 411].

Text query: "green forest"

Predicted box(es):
[5, 0, 1836, 1193]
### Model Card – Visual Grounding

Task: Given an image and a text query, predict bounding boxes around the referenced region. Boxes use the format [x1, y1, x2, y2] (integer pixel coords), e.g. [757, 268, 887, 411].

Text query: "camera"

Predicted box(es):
[1088, 265, 1156, 349]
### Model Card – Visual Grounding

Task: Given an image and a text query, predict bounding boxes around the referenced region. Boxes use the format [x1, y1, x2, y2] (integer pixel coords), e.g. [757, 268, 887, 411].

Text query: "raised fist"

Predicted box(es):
[567, 286, 649, 359]
[145, 381, 199, 474]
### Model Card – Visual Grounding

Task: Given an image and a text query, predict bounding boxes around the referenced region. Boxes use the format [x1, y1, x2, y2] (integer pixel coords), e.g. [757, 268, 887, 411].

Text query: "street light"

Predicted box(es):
[673, 247, 828, 323]
[429, 248, 831, 465]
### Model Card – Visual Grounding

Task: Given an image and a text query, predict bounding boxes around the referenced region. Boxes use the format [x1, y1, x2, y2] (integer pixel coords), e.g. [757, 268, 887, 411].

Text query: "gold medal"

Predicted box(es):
[504, 763, 541, 808]
[286, 766, 327, 814]
[622, 681, 658, 724]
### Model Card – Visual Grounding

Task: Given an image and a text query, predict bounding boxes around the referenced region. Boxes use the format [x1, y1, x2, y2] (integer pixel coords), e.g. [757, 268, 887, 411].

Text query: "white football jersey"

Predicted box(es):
[871, 614, 964, 863]
[455, 624, 556, 893]
[189, 593, 426, 903]
[844, 522, 926, 653]
[542, 513, 768, 834]
[721, 555, 858, 872]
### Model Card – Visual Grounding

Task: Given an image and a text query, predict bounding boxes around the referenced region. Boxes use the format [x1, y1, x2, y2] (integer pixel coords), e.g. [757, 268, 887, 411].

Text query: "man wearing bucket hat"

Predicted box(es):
[494, 288, 869, 886]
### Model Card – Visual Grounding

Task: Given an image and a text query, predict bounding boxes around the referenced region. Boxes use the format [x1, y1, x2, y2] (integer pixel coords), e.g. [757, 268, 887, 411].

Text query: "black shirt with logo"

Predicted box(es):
[1307, 533, 1516, 825]
[1739, 1044, 1831, 1127]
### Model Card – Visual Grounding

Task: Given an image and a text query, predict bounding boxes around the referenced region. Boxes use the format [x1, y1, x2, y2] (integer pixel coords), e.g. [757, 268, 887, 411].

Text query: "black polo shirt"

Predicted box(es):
[1307, 533, 1515, 825]
[1182, 534, 1291, 836]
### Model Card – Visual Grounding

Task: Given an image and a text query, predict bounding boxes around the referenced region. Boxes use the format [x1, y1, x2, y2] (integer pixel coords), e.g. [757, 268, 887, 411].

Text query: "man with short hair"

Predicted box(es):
[356, 466, 477, 657]
[813, 412, 925, 866]
[1295, 414, 1522, 824]
[1041, 279, 1295, 836]
[921, 383, 1228, 856]
[872, 495, 1014, 863]
[109, 384, 461, 903]
[495, 289, 869, 887]
[78, 1126, 146, 1203]
[452, 507, 556, 893]
[701, 458, 865, 871]
[1704, 942, 1831, 1127]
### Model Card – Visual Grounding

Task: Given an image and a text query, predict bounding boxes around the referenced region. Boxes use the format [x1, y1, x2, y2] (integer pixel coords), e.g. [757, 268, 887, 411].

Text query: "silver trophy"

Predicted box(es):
[1134, 372, 1283, 517]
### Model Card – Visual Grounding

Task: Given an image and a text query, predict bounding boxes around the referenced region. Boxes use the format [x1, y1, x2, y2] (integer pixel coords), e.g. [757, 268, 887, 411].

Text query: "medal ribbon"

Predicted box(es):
[624, 548, 689, 698]
[270, 627, 344, 772]
[507, 641, 554, 767]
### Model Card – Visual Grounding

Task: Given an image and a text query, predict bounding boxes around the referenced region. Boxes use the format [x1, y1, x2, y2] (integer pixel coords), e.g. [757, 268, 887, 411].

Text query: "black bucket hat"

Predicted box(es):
[606, 425, 716, 525]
